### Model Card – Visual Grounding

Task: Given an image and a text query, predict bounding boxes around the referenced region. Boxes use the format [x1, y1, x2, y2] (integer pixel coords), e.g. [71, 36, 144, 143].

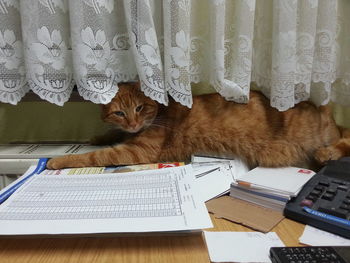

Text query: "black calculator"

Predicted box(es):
[270, 246, 350, 263]
[284, 158, 350, 239]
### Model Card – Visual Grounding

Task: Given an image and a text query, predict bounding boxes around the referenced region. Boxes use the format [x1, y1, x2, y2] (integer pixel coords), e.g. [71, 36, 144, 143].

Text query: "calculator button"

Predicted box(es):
[337, 185, 349, 191]
[340, 204, 350, 210]
[326, 188, 337, 194]
[321, 193, 335, 201]
[314, 185, 324, 191]
[319, 181, 330, 186]
[331, 179, 343, 184]
[300, 199, 313, 207]
[310, 189, 322, 196]
[306, 195, 318, 202]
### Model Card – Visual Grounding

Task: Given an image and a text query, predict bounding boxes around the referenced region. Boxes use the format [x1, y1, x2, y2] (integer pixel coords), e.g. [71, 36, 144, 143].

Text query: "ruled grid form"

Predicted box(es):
[0, 165, 212, 235]
[0, 173, 182, 220]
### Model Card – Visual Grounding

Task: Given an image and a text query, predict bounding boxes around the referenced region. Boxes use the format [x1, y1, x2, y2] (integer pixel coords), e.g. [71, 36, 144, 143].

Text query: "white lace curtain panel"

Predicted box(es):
[0, 0, 349, 110]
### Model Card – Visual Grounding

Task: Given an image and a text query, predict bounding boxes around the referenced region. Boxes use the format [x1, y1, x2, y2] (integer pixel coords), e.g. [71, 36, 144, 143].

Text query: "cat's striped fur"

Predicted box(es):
[47, 82, 350, 170]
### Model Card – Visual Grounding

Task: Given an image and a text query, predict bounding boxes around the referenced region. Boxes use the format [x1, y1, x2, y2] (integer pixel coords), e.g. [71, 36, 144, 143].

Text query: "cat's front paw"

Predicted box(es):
[47, 156, 72, 170]
[314, 146, 342, 164]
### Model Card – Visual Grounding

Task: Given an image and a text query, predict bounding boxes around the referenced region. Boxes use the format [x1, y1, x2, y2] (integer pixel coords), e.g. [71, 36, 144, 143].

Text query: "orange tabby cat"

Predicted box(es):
[47, 82, 350, 170]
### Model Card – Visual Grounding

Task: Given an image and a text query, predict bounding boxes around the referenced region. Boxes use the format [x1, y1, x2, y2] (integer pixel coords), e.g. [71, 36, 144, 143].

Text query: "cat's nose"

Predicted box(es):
[130, 122, 138, 129]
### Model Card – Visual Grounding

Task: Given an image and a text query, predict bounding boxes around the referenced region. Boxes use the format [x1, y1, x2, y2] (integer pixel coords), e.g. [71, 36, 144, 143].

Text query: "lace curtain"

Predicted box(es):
[0, 0, 349, 110]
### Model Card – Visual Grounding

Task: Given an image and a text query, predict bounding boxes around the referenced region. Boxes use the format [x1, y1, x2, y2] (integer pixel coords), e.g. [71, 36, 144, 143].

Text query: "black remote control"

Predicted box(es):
[270, 246, 350, 263]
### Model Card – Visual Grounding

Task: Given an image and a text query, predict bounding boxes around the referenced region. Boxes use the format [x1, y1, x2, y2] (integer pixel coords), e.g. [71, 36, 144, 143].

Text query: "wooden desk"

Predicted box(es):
[0, 215, 305, 263]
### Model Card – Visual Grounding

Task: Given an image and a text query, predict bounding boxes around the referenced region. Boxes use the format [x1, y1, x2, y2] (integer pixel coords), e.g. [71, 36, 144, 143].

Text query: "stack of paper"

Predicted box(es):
[191, 155, 249, 202]
[230, 167, 315, 211]
[0, 163, 213, 235]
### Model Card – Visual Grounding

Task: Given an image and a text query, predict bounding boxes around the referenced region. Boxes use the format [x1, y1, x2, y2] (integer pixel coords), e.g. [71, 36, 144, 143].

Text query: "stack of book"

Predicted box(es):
[230, 167, 315, 211]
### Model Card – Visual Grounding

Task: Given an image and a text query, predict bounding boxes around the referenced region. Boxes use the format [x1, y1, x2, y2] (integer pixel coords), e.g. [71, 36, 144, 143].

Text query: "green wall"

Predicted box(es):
[0, 102, 109, 144]
[333, 104, 350, 129]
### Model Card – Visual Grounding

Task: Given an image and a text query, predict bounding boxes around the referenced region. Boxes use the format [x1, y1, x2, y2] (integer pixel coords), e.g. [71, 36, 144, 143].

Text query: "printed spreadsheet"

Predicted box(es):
[0, 165, 212, 235]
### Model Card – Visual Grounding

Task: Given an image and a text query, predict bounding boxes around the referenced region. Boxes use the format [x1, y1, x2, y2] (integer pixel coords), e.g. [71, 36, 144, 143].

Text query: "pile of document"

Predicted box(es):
[0, 155, 249, 236]
[191, 155, 249, 202]
[230, 167, 315, 211]
[0, 161, 213, 236]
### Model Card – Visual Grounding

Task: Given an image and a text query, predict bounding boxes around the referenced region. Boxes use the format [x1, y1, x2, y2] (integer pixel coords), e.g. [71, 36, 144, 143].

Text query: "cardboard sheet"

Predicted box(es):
[206, 196, 284, 233]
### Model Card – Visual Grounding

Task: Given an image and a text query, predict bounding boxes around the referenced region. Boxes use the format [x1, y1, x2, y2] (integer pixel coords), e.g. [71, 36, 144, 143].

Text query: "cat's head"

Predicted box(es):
[101, 82, 159, 133]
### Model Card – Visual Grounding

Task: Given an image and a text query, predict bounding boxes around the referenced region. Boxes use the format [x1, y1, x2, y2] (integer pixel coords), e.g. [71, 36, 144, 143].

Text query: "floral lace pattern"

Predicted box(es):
[0, 0, 349, 110]
[0, 1, 28, 104]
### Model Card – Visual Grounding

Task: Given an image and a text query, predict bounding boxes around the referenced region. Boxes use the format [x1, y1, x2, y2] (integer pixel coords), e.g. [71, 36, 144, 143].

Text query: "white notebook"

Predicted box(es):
[236, 167, 315, 195]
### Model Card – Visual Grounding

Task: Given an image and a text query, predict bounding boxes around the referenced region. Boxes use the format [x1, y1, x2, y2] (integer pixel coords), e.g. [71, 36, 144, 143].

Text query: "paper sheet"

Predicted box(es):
[204, 231, 285, 263]
[192, 163, 235, 202]
[191, 156, 249, 202]
[191, 155, 249, 181]
[0, 165, 213, 235]
[299, 225, 350, 246]
[42, 162, 233, 202]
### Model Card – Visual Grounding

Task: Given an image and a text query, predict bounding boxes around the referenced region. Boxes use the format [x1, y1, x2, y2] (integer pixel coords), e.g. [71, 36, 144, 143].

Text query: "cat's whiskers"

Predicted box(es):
[149, 123, 173, 131]
[148, 123, 182, 137]
[151, 120, 172, 129]
[152, 118, 170, 127]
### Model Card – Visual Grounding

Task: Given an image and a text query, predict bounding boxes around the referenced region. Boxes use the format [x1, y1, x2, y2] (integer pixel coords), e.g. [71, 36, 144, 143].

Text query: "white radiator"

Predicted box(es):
[0, 174, 20, 189]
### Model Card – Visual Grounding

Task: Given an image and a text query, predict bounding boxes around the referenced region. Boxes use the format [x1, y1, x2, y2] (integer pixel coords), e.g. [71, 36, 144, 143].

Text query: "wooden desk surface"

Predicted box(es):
[0, 215, 305, 263]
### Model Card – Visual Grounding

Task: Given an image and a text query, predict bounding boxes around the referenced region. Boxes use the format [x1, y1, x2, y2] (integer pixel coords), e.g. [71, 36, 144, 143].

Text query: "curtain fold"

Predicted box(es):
[0, 0, 349, 111]
[21, 0, 74, 105]
[124, 0, 168, 106]
[0, 0, 28, 104]
[163, 0, 193, 107]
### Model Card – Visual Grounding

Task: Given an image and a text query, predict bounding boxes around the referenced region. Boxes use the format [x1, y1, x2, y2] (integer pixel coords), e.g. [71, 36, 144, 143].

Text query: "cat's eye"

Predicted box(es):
[114, 111, 125, 117]
[135, 105, 143, 112]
